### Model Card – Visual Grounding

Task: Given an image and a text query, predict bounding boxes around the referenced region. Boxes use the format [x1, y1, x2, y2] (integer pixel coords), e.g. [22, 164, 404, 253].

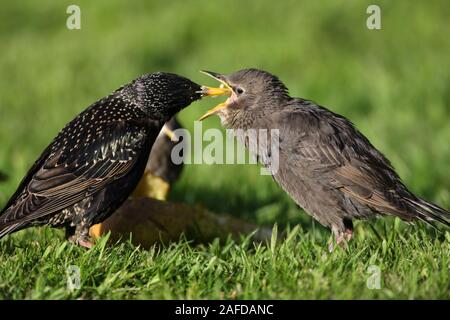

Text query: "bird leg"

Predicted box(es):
[328, 231, 346, 253]
[328, 223, 353, 252]
[344, 228, 353, 242]
[66, 224, 94, 248]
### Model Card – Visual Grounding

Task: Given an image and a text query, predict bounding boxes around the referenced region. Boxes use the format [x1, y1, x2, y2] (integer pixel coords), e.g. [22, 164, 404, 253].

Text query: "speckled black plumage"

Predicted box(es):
[202, 69, 449, 249]
[0, 72, 201, 246]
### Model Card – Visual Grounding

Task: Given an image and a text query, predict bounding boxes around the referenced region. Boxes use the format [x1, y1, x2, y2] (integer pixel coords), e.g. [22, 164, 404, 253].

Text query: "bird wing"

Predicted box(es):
[276, 102, 408, 215]
[0, 118, 153, 227]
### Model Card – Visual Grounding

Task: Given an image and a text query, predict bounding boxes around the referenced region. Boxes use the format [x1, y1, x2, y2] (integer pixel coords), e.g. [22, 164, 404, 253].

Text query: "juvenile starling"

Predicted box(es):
[132, 116, 184, 200]
[0, 72, 201, 247]
[200, 68, 450, 250]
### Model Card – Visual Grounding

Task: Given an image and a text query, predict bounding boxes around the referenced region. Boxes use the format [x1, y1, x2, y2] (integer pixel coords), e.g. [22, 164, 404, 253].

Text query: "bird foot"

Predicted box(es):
[68, 235, 94, 248]
[328, 227, 353, 252]
[77, 239, 94, 248]
[328, 237, 347, 253]
[328, 241, 335, 253]
[344, 229, 353, 242]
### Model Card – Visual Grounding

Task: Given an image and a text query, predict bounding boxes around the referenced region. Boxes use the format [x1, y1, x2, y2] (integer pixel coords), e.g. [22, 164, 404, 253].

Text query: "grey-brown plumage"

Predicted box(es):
[200, 69, 449, 250]
[0, 72, 201, 247]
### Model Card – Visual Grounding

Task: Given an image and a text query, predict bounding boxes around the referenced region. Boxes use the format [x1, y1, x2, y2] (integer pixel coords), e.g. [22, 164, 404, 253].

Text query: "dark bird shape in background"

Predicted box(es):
[0, 171, 8, 182]
[89, 116, 184, 239]
[200, 69, 450, 251]
[132, 116, 184, 200]
[0, 72, 201, 247]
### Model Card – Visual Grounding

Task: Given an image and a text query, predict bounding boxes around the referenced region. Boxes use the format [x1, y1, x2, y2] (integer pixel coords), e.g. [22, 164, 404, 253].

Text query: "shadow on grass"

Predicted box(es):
[170, 182, 315, 229]
[171, 182, 448, 244]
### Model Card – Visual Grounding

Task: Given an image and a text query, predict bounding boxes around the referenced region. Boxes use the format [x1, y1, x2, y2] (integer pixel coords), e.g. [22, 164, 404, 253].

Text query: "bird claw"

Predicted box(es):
[329, 225, 353, 252]
[77, 239, 94, 248]
[68, 235, 94, 248]
[328, 241, 335, 253]
[328, 239, 347, 253]
[344, 229, 353, 242]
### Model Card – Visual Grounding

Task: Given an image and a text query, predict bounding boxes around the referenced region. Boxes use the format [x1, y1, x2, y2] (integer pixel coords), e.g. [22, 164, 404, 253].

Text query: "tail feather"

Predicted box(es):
[0, 222, 24, 240]
[403, 197, 450, 228]
[0, 205, 27, 239]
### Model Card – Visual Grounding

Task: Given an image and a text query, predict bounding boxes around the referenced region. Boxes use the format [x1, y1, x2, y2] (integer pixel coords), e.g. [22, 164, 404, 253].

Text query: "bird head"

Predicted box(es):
[132, 72, 203, 122]
[198, 69, 290, 124]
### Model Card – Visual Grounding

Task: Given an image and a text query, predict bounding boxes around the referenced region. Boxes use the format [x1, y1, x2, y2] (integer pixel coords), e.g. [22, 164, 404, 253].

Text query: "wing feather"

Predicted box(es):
[1, 106, 153, 227]
[278, 102, 407, 216]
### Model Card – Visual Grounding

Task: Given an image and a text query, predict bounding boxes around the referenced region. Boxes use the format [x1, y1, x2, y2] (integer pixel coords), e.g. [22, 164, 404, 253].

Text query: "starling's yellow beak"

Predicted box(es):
[198, 102, 228, 121]
[198, 70, 232, 121]
[200, 86, 231, 97]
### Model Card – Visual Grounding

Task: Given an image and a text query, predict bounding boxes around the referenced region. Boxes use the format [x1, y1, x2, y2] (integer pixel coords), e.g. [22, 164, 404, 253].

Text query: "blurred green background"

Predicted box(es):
[0, 0, 449, 300]
[0, 0, 449, 230]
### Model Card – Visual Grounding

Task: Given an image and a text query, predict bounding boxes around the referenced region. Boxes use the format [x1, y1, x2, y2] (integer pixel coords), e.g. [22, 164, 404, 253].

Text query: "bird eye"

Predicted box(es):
[235, 87, 244, 94]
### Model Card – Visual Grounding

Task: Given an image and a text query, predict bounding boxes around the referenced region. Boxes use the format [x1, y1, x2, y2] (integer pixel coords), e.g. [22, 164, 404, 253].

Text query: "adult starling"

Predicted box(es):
[0, 72, 202, 247]
[89, 116, 184, 239]
[200, 68, 450, 250]
[131, 116, 184, 200]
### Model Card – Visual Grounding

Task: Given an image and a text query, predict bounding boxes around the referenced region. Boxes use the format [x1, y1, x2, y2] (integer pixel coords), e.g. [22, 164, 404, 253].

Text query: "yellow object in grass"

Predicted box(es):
[90, 171, 170, 239]
[131, 171, 171, 201]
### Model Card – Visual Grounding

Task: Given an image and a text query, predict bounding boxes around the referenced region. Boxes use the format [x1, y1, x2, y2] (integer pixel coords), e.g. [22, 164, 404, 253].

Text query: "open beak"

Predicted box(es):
[200, 86, 231, 97]
[198, 70, 232, 121]
[198, 102, 228, 121]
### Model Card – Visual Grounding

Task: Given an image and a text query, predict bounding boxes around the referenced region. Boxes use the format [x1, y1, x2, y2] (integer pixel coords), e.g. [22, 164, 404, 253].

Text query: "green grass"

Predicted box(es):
[0, 224, 448, 299]
[0, 0, 449, 299]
